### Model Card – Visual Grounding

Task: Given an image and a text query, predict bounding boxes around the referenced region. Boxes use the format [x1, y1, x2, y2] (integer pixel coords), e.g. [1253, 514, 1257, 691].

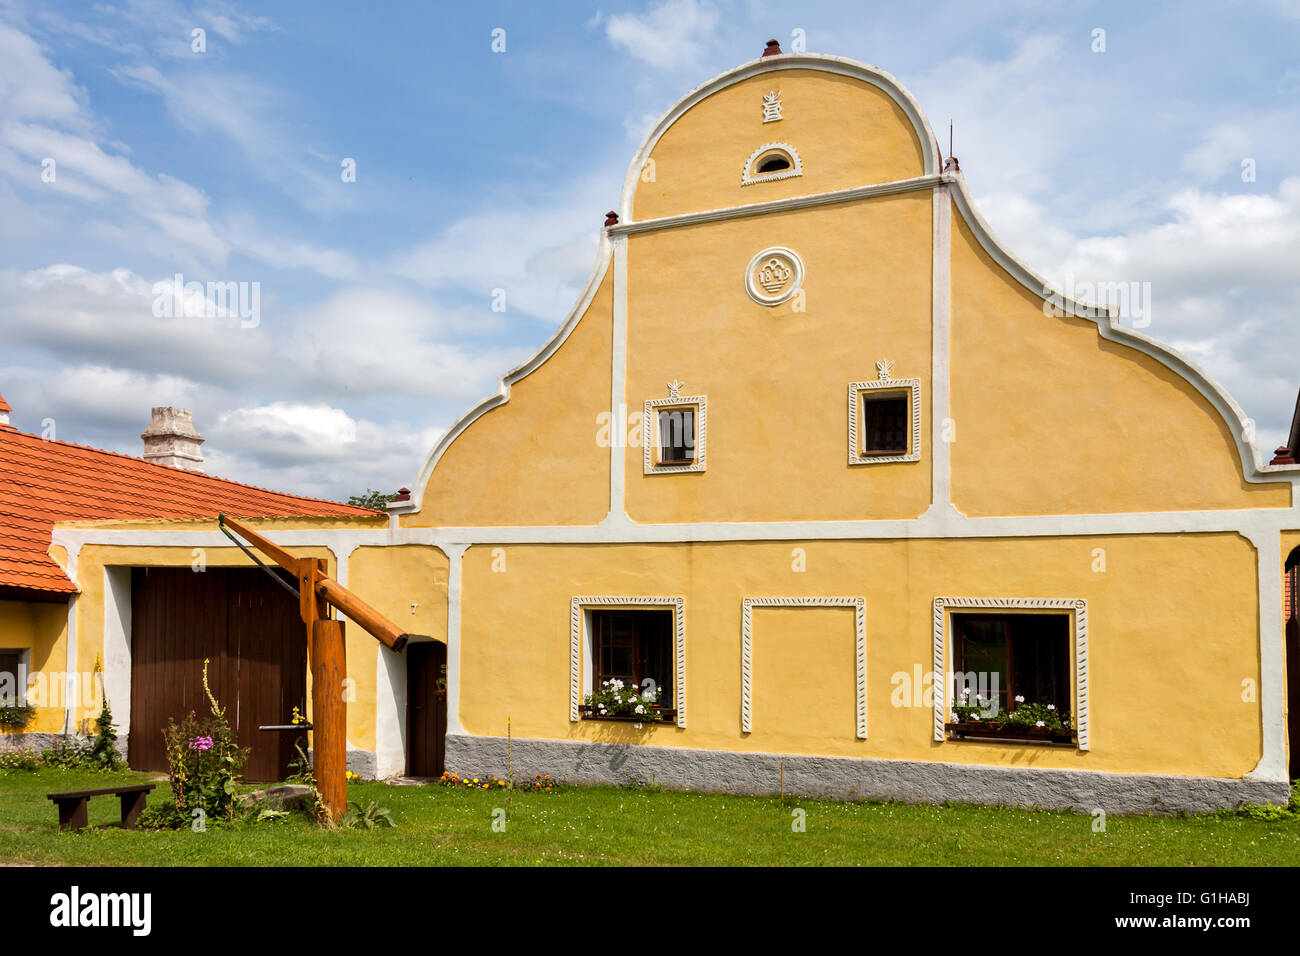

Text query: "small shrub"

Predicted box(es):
[151, 659, 248, 828]
[41, 734, 96, 769]
[517, 774, 561, 793]
[0, 746, 43, 772]
[1214, 780, 1300, 821]
[340, 800, 395, 829]
[90, 696, 123, 770]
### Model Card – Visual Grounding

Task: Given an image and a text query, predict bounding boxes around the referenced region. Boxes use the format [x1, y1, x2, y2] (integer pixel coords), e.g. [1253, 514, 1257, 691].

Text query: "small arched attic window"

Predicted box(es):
[742, 143, 803, 185]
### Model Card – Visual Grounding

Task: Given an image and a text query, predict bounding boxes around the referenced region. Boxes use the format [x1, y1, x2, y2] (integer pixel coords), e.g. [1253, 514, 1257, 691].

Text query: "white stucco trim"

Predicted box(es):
[569, 596, 686, 728]
[375, 643, 406, 778]
[49, 505, 1300, 551]
[1245, 530, 1285, 781]
[741, 142, 803, 185]
[61, 549, 78, 735]
[741, 596, 866, 738]
[611, 235, 629, 515]
[743, 246, 805, 307]
[929, 183, 952, 511]
[102, 566, 131, 736]
[847, 376, 922, 464]
[643, 394, 707, 474]
[617, 53, 940, 220]
[932, 597, 1089, 751]
[443, 544, 469, 737]
[609, 175, 942, 237]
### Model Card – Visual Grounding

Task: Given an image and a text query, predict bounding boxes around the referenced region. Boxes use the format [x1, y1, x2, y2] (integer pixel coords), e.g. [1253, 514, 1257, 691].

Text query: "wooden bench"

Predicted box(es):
[47, 784, 155, 831]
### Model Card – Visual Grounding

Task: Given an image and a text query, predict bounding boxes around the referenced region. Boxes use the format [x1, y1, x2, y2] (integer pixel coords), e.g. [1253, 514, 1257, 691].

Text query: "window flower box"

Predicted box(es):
[945, 721, 1076, 745]
[0, 702, 36, 730]
[578, 704, 675, 724]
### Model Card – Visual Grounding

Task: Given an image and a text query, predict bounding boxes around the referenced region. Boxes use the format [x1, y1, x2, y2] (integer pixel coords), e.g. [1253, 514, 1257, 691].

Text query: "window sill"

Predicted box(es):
[579, 705, 676, 725]
[945, 722, 1076, 747]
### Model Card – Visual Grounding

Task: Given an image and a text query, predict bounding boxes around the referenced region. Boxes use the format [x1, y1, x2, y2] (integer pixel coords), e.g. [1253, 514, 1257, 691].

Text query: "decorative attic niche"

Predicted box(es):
[742, 143, 803, 185]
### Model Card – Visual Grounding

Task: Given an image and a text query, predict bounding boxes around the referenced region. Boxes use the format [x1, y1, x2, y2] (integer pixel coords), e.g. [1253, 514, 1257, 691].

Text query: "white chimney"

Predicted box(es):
[141, 407, 205, 471]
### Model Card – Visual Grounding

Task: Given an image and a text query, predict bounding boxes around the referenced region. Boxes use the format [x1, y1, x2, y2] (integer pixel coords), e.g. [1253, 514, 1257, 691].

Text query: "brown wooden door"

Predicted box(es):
[406, 641, 446, 777]
[129, 567, 305, 781]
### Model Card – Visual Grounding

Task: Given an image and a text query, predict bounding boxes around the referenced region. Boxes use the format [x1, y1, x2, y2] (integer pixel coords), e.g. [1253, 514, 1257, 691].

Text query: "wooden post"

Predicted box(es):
[312, 617, 347, 822]
[217, 518, 413, 822]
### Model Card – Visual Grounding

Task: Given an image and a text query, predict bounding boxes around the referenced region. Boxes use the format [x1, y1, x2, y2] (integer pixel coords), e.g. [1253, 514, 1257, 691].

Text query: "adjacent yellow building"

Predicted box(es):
[29, 47, 1300, 811]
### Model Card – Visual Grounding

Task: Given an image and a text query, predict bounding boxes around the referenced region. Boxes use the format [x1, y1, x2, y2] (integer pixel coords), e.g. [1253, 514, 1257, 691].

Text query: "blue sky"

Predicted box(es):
[0, 0, 1297, 499]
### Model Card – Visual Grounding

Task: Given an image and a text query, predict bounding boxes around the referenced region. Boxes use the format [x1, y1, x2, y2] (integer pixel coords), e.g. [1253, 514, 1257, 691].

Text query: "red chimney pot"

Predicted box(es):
[604, 210, 619, 226]
[761, 39, 782, 57]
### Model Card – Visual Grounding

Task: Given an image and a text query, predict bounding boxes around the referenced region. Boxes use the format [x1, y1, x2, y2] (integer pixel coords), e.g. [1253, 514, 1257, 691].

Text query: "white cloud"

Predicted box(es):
[0, 18, 92, 129]
[0, 20, 229, 264]
[205, 402, 442, 499]
[0, 362, 201, 439]
[603, 0, 722, 71]
[390, 181, 607, 322]
[1020, 177, 1300, 451]
[0, 264, 271, 383]
[1181, 124, 1253, 181]
[110, 62, 356, 217]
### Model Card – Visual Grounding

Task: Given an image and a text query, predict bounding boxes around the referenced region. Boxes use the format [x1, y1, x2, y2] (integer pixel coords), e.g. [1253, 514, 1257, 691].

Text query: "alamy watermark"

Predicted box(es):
[1043, 276, 1151, 328]
[151, 273, 261, 328]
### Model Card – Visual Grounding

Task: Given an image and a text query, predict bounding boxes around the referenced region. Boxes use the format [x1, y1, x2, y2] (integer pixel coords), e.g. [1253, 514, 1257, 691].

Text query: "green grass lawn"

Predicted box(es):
[1, 767, 1297, 866]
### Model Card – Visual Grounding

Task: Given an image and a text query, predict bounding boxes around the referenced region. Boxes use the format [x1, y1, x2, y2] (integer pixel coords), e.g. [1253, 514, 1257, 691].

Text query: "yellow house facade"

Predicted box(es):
[41, 49, 1300, 811]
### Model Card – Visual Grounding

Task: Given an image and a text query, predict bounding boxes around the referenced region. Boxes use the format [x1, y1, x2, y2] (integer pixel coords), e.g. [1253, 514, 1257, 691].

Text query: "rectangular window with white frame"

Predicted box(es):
[932, 598, 1089, 750]
[644, 388, 706, 474]
[848, 366, 920, 465]
[570, 596, 685, 727]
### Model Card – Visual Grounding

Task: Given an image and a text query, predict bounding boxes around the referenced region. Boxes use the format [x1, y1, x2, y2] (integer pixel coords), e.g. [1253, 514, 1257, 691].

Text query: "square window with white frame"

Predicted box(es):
[848, 372, 920, 464]
[644, 388, 706, 474]
[571, 598, 685, 726]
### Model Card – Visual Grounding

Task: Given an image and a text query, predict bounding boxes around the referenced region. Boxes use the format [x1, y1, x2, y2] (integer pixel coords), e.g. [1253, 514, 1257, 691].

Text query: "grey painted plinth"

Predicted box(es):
[0, 732, 129, 762]
[444, 734, 1289, 814]
[0, 732, 64, 752]
[307, 746, 376, 780]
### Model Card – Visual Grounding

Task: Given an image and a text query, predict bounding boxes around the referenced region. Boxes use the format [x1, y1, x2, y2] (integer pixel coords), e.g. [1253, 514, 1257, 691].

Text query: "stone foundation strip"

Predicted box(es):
[444, 733, 1288, 814]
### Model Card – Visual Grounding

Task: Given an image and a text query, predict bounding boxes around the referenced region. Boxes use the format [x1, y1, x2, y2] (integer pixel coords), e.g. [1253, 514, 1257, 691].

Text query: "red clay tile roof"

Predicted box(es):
[0, 423, 377, 596]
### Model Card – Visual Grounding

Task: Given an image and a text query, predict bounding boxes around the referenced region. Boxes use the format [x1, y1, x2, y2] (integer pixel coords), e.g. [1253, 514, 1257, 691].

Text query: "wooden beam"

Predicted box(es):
[316, 577, 408, 651]
[221, 515, 301, 575]
[221, 515, 408, 649]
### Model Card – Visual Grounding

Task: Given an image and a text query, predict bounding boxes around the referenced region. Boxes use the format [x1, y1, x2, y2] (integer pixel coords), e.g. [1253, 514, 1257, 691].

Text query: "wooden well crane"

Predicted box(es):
[219, 514, 412, 821]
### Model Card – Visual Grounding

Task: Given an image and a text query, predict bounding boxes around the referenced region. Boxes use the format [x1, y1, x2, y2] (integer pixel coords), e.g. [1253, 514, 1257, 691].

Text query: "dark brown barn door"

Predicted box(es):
[406, 641, 446, 777]
[129, 567, 305, 781]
